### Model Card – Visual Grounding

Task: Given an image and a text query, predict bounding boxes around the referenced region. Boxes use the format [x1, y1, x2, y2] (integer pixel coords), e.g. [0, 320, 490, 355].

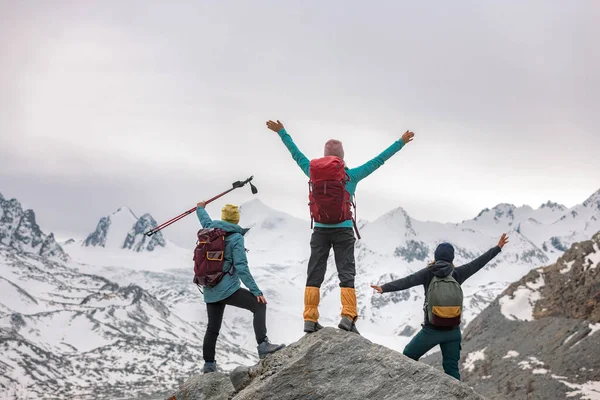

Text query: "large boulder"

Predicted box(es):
[166, 327, 486, 400]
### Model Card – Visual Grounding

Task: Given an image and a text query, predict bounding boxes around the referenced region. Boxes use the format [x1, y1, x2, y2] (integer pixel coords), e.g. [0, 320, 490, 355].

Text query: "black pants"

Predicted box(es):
[203, 288, 267, 362]
[306, 227, 356, 288]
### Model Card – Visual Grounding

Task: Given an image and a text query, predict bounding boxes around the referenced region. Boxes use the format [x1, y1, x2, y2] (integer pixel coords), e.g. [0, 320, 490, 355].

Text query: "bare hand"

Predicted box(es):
[257, 295, 268, 304]
[401, 130, 415, 144]
[196, 201, 206, 208]
[266, 120, 285, 133]
[370, 285, 383, 294]
[498, 233, 509, 249]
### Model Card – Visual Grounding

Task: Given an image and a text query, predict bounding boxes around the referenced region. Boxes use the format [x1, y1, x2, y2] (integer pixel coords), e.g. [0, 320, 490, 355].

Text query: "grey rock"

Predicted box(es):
[166, 372, 234, 400]
[169, 328, 486, 400]
[230, 364, 262, 392]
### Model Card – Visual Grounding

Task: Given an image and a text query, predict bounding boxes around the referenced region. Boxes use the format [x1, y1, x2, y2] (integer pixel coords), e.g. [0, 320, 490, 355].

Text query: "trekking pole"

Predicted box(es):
[144, 176, 258, 237]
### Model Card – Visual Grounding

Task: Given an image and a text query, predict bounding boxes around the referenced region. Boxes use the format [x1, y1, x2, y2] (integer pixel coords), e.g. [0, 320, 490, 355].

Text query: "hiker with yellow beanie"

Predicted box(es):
[196, 202, 285, 373]
[266, 119, 415, 335]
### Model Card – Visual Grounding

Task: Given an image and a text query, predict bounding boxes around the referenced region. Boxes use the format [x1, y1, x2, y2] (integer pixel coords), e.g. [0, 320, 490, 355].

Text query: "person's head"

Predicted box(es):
[434, 242, 455, 263]
[324, 139, 344, 160]
[221, 204, 240, 225]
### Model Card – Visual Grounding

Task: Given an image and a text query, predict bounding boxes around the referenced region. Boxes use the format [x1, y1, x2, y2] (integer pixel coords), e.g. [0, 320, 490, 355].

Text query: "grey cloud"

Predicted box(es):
[1, 1, 598, 247]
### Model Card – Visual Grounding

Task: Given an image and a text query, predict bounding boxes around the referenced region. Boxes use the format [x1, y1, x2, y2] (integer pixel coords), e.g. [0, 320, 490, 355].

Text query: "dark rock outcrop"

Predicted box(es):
[0, 194, 68, 261]
[167, 328, 486, 400]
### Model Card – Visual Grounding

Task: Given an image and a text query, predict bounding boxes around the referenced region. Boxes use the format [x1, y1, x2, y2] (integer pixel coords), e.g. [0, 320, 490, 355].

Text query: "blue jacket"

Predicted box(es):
[277, 128, 406, 228]
[196, 207, 262, 303]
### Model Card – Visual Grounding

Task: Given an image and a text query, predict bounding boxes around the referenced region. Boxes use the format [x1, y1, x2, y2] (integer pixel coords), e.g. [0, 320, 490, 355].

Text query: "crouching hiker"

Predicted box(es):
[195, 202, 285, 373]
[266, 119, 415, 335]
[371, 233, 509, 380]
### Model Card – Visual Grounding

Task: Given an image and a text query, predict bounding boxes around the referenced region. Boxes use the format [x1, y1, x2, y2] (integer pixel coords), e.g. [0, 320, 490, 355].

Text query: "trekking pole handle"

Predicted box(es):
[144, 175, 255, 236]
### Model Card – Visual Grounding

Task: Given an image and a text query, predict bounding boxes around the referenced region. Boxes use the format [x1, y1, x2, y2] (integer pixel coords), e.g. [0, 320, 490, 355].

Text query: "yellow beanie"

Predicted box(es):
[221, 204, 240, 224]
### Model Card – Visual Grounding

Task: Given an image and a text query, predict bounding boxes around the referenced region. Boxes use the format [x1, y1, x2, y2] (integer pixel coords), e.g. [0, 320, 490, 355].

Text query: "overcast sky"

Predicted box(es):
[1, 1, 599, 247]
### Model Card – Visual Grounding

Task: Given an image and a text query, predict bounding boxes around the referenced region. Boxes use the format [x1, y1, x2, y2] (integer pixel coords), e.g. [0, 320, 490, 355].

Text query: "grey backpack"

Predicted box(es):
[426, 274, 463, 327]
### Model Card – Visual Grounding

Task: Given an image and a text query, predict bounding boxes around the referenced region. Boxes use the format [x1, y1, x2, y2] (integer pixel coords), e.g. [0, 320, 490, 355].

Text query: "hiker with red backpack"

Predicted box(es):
[266, 119, 415, 335]
[370, 233, 510, 380]
[195, 202, 285, 373]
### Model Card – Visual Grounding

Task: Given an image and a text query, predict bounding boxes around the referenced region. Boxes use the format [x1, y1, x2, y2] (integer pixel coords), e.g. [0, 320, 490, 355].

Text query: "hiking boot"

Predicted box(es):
[304, 320, 324, 333]
[203, 361, 217, 374]
[338, 316, 360, 335]
[257, 337, 285, 359]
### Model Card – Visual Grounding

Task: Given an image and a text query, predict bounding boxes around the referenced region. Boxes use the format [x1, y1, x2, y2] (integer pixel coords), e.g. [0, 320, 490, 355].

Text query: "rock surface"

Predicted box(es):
[167, 327, 486, 400]
[167, 373, 234, 400]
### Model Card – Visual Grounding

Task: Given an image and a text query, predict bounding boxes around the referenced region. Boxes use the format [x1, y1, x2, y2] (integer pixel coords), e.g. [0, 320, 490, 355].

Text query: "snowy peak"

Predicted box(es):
[539, 201, 566, 211]
[0, 193, 68, 261]
[112, 205, 138, 220]
[123, 213, 166, 252]
[239, 198, 306, 230]
[475, 203, 518, 223]
[84, 207, 165, 252]
[583, 188, 600, 210]
[368, 206, 415, 236]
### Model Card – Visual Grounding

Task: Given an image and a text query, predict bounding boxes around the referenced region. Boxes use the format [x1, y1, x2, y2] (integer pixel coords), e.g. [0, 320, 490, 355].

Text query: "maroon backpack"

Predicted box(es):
[193, 228, 233, 287]
[308, 156, 361, 238]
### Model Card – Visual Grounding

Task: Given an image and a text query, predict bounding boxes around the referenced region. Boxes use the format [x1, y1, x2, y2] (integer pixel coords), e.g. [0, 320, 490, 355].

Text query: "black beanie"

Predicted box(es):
[434, 243, 455, 263]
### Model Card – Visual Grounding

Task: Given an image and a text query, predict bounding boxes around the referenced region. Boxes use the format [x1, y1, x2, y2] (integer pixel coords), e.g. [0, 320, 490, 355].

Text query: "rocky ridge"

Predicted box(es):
[167, 327, 487, 400]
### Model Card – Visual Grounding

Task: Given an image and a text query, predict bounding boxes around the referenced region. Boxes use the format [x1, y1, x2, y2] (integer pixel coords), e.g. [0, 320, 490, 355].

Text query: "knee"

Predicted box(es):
[206, 326, 220, 336]
[403, 348, 419, 361]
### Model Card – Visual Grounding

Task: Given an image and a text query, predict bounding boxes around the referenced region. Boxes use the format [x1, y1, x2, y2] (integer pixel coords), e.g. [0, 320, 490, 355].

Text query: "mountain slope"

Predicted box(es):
[424, 231, 600, 400]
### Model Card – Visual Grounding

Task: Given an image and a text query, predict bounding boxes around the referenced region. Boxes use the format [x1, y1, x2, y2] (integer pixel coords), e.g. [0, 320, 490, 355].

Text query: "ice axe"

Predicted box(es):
[144, 176, 258, 237]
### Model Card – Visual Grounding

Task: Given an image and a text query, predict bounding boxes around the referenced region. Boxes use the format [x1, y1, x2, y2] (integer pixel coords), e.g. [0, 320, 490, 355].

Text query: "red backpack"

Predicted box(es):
[193, 228, 233, 288]
[308, 156, 361, 238]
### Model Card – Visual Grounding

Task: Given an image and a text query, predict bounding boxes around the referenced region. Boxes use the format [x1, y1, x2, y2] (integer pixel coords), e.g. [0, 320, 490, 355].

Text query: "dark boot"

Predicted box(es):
[257, 337, 285, 359]
[338, 316, 360, 335]
[304, 320, 324, 333]
[203, 361, 217, 374]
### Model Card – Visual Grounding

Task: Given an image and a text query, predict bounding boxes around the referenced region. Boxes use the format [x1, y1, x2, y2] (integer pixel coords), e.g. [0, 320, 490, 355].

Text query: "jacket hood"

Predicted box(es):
[211, 220, 249, 235]
[428, 260, 454, 277]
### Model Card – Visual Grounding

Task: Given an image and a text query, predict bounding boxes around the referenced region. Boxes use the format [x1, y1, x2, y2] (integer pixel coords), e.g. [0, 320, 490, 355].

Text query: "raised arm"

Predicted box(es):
[349, 130, 414, 182]
[196, 202, 213, 228]
[454, 234, 509, 284]
[373, 267, 429, 293]
[266, 120, 310, 177]
[231, 236, 263, 297]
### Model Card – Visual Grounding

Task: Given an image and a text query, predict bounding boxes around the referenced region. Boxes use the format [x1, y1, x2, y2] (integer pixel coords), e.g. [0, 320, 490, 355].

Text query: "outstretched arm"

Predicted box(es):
[266, 120, 310, 177]
[454, 234, 509, 284]
[373, 266, 429, 293]
[232, 237, 263, 297]
[349, 130, 415, 182]
[196, 202, 213, 228]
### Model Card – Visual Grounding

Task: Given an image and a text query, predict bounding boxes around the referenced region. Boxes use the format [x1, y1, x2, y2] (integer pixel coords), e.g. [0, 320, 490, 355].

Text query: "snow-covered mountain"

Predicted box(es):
[0, 192, 68, 262]
[2, 188, 600, 399]
[83, 206, 166, 252]
[0, 194, 252, 400]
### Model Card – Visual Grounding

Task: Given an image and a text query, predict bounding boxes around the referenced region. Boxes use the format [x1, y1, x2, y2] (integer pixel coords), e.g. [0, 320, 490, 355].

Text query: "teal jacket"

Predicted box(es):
[196, 207, 262, 303]
[277, 128, 406, 228]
